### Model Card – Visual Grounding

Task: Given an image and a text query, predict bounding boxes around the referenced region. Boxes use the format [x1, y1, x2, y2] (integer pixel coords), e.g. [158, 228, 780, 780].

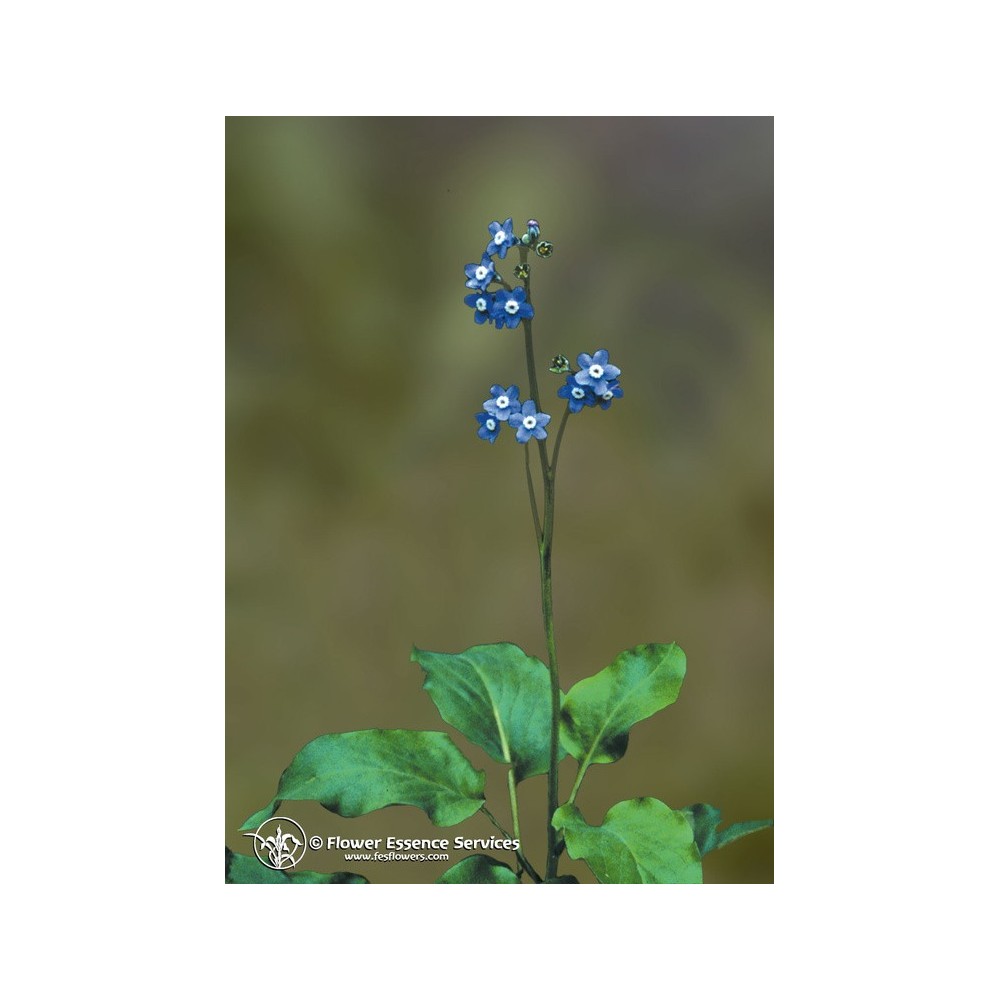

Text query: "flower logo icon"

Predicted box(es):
[243, 816, 307, 870]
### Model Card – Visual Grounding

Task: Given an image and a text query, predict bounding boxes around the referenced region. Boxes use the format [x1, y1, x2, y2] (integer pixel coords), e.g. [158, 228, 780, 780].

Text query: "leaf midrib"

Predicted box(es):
[467, 659, 512, 764]
[429, 655, 514, 766]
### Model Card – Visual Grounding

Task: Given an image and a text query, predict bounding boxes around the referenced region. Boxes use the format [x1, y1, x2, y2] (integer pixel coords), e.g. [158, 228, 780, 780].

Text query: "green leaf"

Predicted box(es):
[681, 803, 773, 856]
[542, 875, 579, 884]
[413, 643, 561, 782]
[552, 798, 702, 884]
[226, 848, 288, 883]
[287, 869, 369, 885]
[560, 643, 686, 766]
[239, 729, 486, 830]
[225, 849, 368, 884]
[435, 854, 520, 884]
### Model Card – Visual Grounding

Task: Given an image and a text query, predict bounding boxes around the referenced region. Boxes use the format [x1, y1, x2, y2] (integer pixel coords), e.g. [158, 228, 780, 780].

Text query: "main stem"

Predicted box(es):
[517, 246, 561, 881]
[540, 482, 559, 880]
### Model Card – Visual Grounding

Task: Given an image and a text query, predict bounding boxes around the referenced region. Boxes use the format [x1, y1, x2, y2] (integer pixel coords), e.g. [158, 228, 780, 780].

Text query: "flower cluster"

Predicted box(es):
[462, 218, 546, 331]
[557, 350, 624, 412]
[474, 385, 550, 445]
[464, 221, 620, 447]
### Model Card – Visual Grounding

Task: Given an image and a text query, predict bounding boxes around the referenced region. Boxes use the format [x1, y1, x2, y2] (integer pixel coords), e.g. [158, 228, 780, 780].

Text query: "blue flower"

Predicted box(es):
[596, 380, 623, 410]
[486, 218, 518, 259]
[464, 291, 494, 325]
[465, 254, 496, 290]
[508, 400, 551, 443]
[491, 286, 535, 329]
[475, 411, 502, 443]
[557, 374, 595, 413]
[483, 384, 521, 422]
[574, 349, 621, 396]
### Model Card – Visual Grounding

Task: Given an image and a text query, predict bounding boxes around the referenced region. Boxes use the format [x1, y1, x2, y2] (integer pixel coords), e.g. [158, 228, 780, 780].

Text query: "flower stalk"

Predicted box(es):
[516, 242, 563, 880]
[467, 218, 624, 881]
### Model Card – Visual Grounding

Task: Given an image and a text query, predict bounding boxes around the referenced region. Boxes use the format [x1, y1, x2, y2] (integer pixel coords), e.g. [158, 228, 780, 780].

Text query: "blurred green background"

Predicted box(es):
[226, 117, 773, 883]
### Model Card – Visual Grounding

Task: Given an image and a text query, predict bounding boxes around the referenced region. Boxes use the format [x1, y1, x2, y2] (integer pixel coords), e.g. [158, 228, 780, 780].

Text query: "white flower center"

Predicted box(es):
[602, 390, 614, 400]
[475, 265, 489, 281]
[475, 297, 487, 311]
[496, 395, 509, 409]
[504, 299, 519, 315]
[486, 418, 496, 431]
[571, 387, 585, 400]
[493, 231, 506, 245]
[523, 415, 537, 430]
[588, 364, 604, 379]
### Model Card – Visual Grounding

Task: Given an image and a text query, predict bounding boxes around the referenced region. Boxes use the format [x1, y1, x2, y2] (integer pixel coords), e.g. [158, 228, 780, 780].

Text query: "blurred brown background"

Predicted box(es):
[226, 117, 773, 883]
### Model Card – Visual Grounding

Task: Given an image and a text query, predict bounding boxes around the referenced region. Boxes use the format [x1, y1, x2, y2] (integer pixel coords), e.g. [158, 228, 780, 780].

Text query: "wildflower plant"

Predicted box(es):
[228, 217, 772, 884]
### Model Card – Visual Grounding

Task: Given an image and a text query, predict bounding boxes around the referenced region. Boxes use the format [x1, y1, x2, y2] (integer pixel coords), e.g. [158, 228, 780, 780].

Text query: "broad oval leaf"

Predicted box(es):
[552, 798, 702, 884]
[225, 848, 368, 884]
[435, 854, 520, 884]
[560, 642, 686, 766]
[413, 643, 562, 783]
[239, 729, 485, 831]
[681, 803, 774, 856]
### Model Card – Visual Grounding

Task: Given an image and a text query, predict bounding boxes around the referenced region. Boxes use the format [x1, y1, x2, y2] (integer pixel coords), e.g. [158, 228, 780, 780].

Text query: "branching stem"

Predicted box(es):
[481, 805, 542, 884]
[550, 407, 571, 476]
[524, 443, 542, 544]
